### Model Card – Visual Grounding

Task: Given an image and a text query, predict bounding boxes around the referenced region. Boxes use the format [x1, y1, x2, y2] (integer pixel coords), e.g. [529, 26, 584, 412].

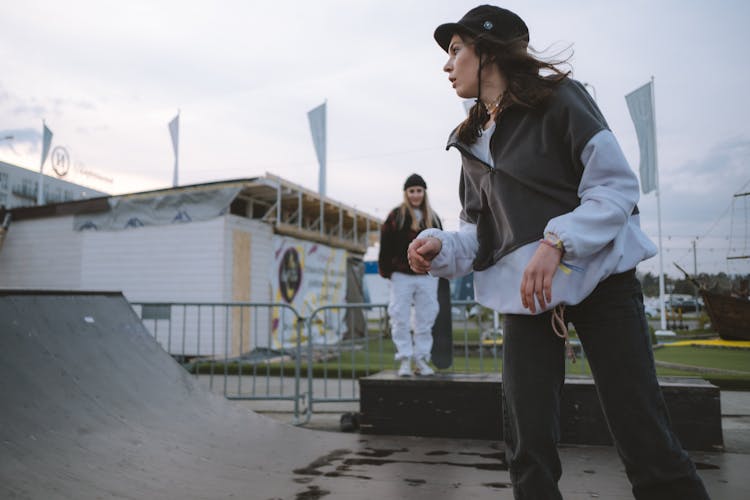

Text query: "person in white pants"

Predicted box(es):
[378, 174, 442, 376]
[388, 272, 439, 375]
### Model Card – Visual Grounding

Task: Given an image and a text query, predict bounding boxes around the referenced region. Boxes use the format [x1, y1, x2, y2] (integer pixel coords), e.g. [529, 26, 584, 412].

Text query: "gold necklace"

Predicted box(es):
[483, 94, 504, 114]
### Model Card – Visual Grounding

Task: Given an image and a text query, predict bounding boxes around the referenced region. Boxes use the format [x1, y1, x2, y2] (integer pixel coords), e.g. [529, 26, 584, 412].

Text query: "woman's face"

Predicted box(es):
[405, 187, 425, 208]
[443, 34, 479, 99]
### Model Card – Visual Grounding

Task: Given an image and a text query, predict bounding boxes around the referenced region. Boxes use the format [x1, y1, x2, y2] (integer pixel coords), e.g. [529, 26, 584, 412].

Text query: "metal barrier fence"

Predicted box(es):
[131, 300, 586, 424]
[130, 301, 308, 421]
[303, 302, 389, 420]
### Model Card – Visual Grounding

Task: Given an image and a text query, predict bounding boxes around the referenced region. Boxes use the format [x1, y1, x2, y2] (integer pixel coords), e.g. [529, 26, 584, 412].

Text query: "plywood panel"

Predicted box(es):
[231, 230, 251, 357]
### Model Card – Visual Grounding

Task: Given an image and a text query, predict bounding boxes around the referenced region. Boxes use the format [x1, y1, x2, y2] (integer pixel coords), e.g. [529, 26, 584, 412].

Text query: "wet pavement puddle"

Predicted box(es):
[292, 442, 509, 498]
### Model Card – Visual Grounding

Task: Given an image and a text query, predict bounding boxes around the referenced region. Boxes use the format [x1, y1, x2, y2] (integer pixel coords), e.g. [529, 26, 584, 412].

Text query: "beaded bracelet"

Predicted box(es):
[544, 231, 564, 248]
[539, 238, 564, 252]
[538, 239, 572, 274]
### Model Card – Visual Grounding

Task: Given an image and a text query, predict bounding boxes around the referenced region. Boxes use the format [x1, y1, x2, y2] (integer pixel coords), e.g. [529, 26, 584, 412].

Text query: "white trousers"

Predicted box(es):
[388, 272, 439, 361]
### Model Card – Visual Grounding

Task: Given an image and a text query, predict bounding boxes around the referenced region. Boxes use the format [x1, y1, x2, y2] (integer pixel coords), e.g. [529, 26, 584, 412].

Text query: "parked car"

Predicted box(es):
[643, 304, 659, 318]
[667, 297, 702, 313]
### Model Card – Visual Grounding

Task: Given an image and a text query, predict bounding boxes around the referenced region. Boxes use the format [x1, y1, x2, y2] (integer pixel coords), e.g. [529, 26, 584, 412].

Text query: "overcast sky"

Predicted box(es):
[1, 0, 749, 277]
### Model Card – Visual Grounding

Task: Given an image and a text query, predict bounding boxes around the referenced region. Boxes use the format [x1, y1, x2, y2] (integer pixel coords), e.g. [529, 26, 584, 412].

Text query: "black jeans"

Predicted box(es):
[502, 269, 710, 499]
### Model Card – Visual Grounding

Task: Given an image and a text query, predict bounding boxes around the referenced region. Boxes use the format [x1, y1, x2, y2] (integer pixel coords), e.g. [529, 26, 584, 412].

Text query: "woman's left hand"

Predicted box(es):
[520, 243, 563, 313]
[407, 237, 442, 274]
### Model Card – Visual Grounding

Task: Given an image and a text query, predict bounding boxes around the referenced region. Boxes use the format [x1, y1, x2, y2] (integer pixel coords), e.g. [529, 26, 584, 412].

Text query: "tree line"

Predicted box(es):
[636, 271, 750, 298]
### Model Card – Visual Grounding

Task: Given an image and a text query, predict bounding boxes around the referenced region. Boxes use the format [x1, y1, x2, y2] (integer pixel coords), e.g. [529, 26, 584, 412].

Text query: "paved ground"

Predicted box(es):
[207, 378, 750, 499]
[2, 291, 748, 500]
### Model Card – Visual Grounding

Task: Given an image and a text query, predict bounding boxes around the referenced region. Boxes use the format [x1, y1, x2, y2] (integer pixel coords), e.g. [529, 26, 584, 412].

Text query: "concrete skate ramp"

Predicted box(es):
[0, 291, 743, 499]
[0, 291, 364, 499]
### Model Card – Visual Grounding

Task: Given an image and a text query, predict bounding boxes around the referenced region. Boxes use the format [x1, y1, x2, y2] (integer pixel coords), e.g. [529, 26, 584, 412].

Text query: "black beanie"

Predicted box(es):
[403, 173, 427, 190]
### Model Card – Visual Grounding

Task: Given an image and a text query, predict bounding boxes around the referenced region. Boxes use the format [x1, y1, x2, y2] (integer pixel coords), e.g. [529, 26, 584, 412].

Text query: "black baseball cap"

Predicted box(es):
[434, 5, 529, 52]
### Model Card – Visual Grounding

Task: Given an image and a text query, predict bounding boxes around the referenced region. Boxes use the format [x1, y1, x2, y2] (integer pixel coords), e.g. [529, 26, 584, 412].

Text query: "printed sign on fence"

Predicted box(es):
[271, 236, 348, 348]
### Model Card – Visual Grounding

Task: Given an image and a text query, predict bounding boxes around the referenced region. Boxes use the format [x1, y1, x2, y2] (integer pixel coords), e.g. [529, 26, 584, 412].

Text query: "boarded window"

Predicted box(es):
[141, 304, 171, 320]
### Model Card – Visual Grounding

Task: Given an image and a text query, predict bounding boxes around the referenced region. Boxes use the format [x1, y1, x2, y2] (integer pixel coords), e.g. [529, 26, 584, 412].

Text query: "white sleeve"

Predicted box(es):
[545, 129, 640, 259]
[416, 219, 478, 279]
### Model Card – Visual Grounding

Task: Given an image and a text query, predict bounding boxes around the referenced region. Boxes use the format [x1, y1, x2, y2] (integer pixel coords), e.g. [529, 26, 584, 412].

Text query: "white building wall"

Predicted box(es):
[0, 160, 108, 209]
[0, 210, 325, 357]
[0, 215, 83, 288]
[80, 218, 225, 301]
[80, 218, 227, 357]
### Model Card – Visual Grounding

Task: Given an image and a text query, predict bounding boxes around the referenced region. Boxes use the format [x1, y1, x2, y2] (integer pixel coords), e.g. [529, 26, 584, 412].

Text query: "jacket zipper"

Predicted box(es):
[447, 142, 494, 172]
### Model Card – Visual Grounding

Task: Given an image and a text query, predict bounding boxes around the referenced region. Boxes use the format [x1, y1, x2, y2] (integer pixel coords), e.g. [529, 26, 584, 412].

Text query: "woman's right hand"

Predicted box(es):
[407, 237, 442, 273]
[520, 242, 563, 313]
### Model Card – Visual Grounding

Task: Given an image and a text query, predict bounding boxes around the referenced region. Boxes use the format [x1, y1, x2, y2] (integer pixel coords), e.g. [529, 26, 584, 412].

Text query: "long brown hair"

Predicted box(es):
[457, 33, 570, 145]
[397, 190, 439, 232]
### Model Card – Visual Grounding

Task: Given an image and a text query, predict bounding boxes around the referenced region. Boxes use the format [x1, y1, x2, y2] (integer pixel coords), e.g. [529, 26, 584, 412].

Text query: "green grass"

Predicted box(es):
[654, 345, 750, 372]
[651, 345, 750, 388]
[187, 326, 750, 390]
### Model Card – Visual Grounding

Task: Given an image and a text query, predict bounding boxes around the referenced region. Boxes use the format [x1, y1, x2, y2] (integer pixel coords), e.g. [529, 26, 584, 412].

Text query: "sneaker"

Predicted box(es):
[414, 358, 434, 376]
[397, 358, 412, 377]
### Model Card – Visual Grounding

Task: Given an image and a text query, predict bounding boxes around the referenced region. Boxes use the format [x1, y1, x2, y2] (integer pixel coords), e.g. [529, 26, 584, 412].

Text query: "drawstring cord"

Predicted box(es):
[551, 304, 576, 363]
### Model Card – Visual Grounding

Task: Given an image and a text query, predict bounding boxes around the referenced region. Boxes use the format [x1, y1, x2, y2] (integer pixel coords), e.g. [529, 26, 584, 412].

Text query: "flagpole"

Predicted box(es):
[319, 99, 327, 198]
[321, 99, 327, 237]
[650, 76, 668, 332]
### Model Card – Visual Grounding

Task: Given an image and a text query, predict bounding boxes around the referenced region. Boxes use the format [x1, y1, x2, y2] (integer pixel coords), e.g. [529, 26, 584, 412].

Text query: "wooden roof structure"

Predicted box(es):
[0, 173, 382, 255]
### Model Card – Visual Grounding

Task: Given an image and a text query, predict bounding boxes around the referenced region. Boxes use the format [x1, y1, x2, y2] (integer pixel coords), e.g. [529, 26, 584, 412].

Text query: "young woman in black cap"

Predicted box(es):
[379, 173, 442, 376]
[408, 5, 709, 499]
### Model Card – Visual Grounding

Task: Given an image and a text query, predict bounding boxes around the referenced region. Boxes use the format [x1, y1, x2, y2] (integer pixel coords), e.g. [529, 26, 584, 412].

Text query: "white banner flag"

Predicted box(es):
[307, 102, 326, 196]
[37, 122, 53, 205]
[625, 81, 658, 194]
[41, 123, 53, 168]
[168, 113, 179, 187]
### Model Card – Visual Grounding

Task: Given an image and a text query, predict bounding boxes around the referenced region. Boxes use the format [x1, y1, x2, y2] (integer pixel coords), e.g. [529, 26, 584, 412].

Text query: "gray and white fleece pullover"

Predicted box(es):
[419, 78, 656, 314]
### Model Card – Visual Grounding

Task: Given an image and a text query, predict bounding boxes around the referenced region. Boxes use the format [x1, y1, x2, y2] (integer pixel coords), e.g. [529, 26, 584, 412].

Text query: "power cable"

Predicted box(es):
[671, 177, 750, 273]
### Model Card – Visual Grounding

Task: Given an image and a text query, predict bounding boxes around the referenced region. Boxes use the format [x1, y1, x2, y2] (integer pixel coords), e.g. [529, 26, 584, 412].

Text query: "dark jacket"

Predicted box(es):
[378, 207, 442, 278]
[448, 78, 608, 271]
